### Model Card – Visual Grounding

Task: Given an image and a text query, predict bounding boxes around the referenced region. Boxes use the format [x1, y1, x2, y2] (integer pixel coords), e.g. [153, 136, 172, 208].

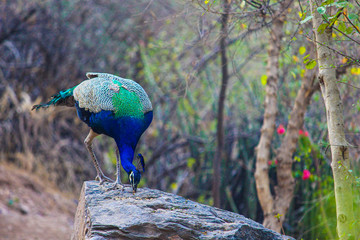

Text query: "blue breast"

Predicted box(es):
[75, 101, 153, 149]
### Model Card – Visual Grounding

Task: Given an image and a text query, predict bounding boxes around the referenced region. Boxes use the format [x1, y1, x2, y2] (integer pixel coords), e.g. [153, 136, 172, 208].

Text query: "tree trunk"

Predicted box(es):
[270, 68, 318, 231]
[254, 8, 285, 231]
[254, 2, 323, 230]
[309, 1, 356, 239]
[213, 0, 230, 208]
[256, 58, 318, 232]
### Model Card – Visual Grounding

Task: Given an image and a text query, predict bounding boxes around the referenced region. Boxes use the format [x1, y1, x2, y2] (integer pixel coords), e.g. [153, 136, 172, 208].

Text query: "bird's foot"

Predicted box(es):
[106, 181, 125, 191]
[95, 174, 113, 185]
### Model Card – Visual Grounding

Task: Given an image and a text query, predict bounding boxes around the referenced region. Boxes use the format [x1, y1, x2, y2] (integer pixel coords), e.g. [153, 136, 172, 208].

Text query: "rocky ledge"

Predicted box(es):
[72, 181, 293, 240]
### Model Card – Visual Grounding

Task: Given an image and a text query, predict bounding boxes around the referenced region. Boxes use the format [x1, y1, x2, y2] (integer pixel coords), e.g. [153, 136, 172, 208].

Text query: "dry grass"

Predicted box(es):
[0, 86, 101, 192]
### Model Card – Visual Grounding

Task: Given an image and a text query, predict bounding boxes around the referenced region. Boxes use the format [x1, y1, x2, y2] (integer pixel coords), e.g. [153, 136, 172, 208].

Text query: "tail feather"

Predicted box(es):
[137, 153, 145, 173]
[32, 86, 76, 111]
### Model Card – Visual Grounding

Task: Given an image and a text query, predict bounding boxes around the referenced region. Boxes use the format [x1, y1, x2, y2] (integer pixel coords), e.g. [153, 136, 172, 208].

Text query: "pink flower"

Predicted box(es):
[268, 160, 278, 166]
[302, 169, 311, 180]
[277, 124, 285, 135]
[299, 129, 309, 137]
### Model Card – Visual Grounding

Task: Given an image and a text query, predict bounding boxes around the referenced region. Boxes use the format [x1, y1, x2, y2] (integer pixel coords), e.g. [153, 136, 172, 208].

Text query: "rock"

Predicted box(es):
[72, 181, 294, 240]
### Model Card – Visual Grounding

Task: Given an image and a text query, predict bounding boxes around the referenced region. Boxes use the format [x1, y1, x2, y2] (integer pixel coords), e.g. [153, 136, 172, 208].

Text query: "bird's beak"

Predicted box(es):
[132, 184, 137, 194]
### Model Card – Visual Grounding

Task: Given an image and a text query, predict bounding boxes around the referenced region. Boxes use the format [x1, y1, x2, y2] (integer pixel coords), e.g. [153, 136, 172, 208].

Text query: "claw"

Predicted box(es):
[95, 174, 113, 185]
[107, 182, 125, 191]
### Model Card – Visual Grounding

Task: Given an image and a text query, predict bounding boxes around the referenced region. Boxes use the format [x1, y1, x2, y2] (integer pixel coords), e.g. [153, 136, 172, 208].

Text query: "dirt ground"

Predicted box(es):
[0, 163, 77, 240]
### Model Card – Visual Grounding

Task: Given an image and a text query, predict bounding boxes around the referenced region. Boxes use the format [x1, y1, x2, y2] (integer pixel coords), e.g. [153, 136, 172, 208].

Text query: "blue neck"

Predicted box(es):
[116, 141, 136, 174]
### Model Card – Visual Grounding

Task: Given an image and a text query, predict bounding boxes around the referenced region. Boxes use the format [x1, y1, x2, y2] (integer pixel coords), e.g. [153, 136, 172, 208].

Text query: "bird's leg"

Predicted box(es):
[84, 130, 113, 185]
[114, 147, 123, 185]
[108, 147, 125, 191]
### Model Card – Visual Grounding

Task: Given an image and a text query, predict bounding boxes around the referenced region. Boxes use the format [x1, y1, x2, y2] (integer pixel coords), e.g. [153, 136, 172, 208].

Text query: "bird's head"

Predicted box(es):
[129, 169, 141, 193]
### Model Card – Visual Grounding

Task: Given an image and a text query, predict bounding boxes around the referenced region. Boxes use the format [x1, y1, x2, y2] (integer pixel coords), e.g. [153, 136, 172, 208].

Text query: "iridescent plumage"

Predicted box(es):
[32, 73, 153, 192]
[74, 73, 152, 114]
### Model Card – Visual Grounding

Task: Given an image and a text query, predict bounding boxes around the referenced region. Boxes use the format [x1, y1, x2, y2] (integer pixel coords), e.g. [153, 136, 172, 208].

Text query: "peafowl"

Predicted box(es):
[32, 72, 153, 193]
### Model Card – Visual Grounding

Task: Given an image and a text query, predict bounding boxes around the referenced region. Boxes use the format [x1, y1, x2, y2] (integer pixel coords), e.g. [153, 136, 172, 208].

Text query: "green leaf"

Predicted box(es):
[300, 15, 313, 24]
[317, 23, 328, 33]
[323, 13, 329, 21]
[261, 75, 267, 85]
[317, 7, 326, 14]
[348, 13, 358, 20]
[329, 16, 337, 26]
[335, 1, 348, 8]
[345, 27, 353, 34]
[187, 157, 196, 169]
[321, 0, 334, 6]
[170, 182, 177, 190]
[301, 11, 307, 21]
[299, 46, 306, 55]
[291, 71, 296, 79]
[303, 54, 310, 64]
[306, 60, 317, 69]
[338, 21, 346, 32]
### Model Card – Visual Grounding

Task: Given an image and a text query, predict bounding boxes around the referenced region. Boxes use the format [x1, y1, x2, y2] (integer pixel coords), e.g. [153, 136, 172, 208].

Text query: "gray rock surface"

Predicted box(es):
[72, 181, 294, 240]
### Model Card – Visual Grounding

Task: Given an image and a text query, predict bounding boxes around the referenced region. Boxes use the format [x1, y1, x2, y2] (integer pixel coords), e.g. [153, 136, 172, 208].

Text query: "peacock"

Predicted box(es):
[32, 72, 153, 193]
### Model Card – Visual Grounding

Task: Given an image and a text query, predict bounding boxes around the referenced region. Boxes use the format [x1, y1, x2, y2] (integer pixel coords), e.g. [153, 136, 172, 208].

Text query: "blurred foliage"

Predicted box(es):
[0, 0, 360, 239]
